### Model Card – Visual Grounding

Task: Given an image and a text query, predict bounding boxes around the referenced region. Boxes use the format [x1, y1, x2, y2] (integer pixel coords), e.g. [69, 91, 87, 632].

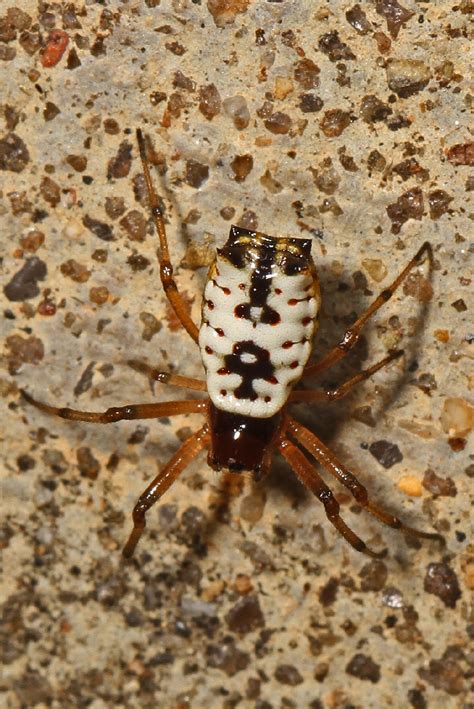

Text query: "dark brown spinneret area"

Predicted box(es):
[208, 402, 282, 476]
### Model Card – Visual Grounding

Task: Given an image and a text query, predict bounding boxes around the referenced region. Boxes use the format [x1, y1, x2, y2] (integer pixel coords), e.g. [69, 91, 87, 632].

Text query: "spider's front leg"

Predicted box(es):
[136, 128, 199, 344]
[304, 242, 433, 378]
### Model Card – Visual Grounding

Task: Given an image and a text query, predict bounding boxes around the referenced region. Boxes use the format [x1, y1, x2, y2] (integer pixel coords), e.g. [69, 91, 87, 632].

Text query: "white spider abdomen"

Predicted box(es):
[199, 226, 320, 418]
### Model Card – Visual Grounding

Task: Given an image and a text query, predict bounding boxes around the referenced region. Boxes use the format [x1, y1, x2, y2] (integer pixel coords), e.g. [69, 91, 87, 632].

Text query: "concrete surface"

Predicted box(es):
[1, 1, 472, 707]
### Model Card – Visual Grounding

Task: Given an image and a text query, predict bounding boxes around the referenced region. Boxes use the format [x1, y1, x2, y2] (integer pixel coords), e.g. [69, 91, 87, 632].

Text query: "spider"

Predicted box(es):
[21, 128, 443, 559]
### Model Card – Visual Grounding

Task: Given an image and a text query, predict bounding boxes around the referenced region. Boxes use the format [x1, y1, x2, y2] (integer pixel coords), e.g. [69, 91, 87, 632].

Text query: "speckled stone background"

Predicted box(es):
[1, 1, 472, 707]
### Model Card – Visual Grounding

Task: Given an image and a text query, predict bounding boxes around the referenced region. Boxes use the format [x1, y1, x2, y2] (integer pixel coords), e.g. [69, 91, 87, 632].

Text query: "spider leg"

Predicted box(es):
[127, 359, 206, 391]
[304, 242, 433, 378]
[290, 350, 403, 403]
[123, 424, 210, 557]
[286, 416, 444, 545]
[21, 389, 208, 423]
[136, 128, 199, 344]
[277, 436, 385, 558]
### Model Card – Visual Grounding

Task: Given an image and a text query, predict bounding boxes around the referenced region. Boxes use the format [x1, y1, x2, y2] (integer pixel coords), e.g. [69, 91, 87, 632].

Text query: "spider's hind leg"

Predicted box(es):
[123, 424, 210, 557]
[277, 436, 386, 558]
[286, 416, 444, 547]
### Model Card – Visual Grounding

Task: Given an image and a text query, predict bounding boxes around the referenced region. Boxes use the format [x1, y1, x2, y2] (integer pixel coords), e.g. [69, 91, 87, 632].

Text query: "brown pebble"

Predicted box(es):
[351, 405, 376, 427]
[299, 93, 324, 113]
[140, 312, 161, 341]
[0, 132, 30, 172]
[428, 189, 453, 219]
[4, 257, 47, 301]
[318, 30, 355, 61]
[20, 230, 44, 252]
[77, 447, 100, 480]
[318, 577, 339, 606]
[345, 5, 371, 34]
[360, 95, 392, 123]
[346, 653, 381, 683]
[40, 176, 60, 206]
[66, 154, 87, 172]
[294, 58, 320, 89]
[386, 58, 431, 98]
[422, 469, 457, 497]
[199, 83, 221, 120]
[104, 196, 126, 220]
[359, 560, 388, 592]
[206, 638, 249, 676]
[445, 142, 474, 166]
[386, 187, 424, 234]
[43, 101, 61, 121]
[6, 334, 44, 374]
[107, 141, 133, 179]
[424, 563, 461, 608]
[127, 253, 150, 272]
[207, 0, 251, 28]
[375, 0, 415, 39]
[230, 154, 253, 182]
[89, 286, 109, 305]
[83, 214, 114, 241]
[320, 109, 351, 137]
[225, 595, 265, 634]
[418, 652, 465, 696]
[402, 272, 433, 303]
[264, 112, 291, 135]
[185, 159, 209, 188]
[274, 664, 303, 686]
[73, 362, 96, 397]
[369, 440, 403, 468]
[119, 210, 147, 242]
[60, 259, 91, 283]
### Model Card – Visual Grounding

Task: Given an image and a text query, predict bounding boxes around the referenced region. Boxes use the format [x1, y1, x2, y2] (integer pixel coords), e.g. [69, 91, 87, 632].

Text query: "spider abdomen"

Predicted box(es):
[199, 226, 320, 418]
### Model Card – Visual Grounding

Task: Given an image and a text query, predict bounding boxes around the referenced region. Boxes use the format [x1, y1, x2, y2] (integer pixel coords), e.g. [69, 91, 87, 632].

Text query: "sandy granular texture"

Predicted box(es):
[1, 2, 472, 707]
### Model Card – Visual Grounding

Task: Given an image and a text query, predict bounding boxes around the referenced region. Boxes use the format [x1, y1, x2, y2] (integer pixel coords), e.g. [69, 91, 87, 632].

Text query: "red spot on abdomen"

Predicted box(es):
[282, 341, 293, 349]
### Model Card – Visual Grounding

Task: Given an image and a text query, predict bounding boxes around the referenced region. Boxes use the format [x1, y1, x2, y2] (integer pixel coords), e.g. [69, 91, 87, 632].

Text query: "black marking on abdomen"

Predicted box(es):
[224, 341, 275, 400]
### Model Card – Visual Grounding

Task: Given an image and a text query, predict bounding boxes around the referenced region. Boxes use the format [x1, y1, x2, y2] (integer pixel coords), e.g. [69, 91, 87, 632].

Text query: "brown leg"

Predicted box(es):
[277, 436, 385, 558]
[21, 389, 208, 423]
[136, 128, 199, 344]
[290, 350, 403, 403]
[123, 424, 210, 557]
[286, 416, 444, 545]
[127, 359, 206, 391]
[304, 242, 433, 378]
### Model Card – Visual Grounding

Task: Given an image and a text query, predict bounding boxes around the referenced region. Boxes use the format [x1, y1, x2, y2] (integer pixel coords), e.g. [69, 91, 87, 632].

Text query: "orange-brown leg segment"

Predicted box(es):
[277, 437, 385, 558]
[127, 359, 206, 391]
[285, 416, 444, 545]
[123, 424, 210, 557]
[21, 389, 208, 423]
[291, 350, 403, 403]
[304, 242, 433, 378]
[136, 128, 199, 344]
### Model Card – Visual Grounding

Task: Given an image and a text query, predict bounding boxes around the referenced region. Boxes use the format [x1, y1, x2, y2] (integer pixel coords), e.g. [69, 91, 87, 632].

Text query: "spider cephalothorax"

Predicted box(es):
[21, 129, 444, 560]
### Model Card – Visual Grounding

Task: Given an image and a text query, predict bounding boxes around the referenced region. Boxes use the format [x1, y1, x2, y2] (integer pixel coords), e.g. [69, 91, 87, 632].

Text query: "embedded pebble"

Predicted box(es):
[274, 664, 304, 686]
[225, 595, 265, 634]
[346, 653, 381, 683]
[0, 132, 30, 172]
[369, 440, 403, 468]
[397, 475, 423, 497]
[439, 397, 473, 437]
[422, 469, 457, 497]
[320, 109, 351, 137]
[375, 0, 415, 39]
[424, 563, 461, 608]
[199, 83, 221, 120]
[185, 159, 209, 188]
[223, 96, 250, 129]
[386, 59, 431, 98]
[4, 257, 47, 301]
